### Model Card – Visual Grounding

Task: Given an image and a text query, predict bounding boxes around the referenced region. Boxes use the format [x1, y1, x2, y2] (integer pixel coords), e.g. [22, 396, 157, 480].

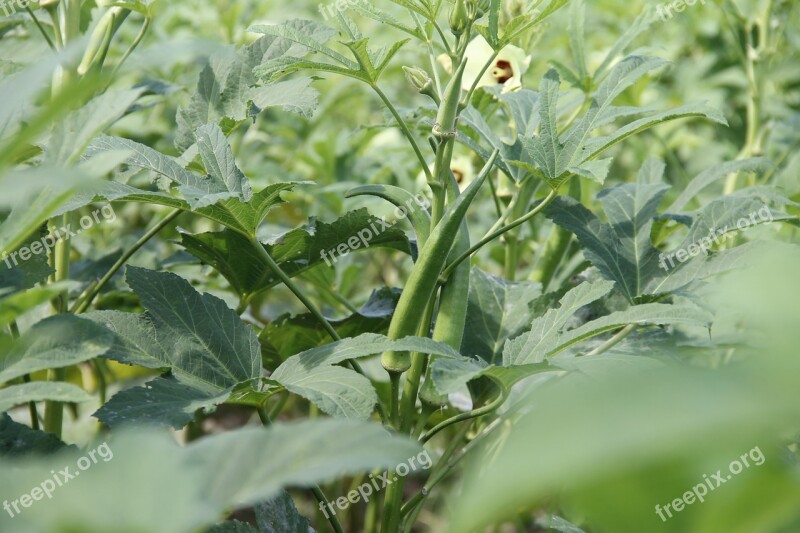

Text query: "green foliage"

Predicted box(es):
[1, 0, 798, 531]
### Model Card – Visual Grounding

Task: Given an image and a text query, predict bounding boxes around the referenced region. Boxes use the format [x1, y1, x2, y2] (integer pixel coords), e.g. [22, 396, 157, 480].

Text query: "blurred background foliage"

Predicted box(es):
[1, 0, 798, 531]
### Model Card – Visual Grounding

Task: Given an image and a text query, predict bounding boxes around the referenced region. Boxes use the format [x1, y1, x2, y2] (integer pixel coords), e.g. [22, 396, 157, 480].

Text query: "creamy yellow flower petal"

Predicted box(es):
[461, 36, 531, 93]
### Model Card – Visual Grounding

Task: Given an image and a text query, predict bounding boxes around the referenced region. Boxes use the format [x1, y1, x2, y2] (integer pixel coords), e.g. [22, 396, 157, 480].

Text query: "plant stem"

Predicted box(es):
[24, 5, 56, 50]
[22, 374, 40, 431]
[258, 406, 344, 533]
[440, 189, 559, 282]
[371, 84, 433, 183]
[400, 420, 481, 525]
[72, 208, 182, 314]
[584, 323, 637, 357]
[419, 386, 507, 444]
[247, 235, 385, 423]
[389, 372, 401, 429]
[111, 15, 151, 77]
[44, 212, 72, 437]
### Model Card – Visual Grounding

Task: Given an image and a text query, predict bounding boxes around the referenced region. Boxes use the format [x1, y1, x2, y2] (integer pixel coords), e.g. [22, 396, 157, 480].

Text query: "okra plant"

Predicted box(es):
[1, 0, 799, 532]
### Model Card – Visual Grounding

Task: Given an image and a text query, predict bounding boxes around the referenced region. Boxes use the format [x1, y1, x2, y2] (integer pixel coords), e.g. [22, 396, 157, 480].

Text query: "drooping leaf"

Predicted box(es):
[0, 315, 114, 384]
[95, 376, 232, 429]
[0, 419, 418, 533]
[503, 280, 615, 366]
[545, 302, 713, 359]
[209, 492, 315, 533]
[0, 413, 71, 457]
[273, 364, 378, 420]
[91, 267, 261, 428]
[461, 268, 542, 365]
[0, 382, 92, 412]
[273, 333, 462, 377]
[430, 357, 556, 396]
[260, 287, 400, 366]
[269, 333, 462, 418]
[179, 208, 413, 299]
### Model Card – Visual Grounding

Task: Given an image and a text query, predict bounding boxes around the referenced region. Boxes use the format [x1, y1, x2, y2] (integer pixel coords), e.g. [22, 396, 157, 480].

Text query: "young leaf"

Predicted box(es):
[195, 124, 253, 202]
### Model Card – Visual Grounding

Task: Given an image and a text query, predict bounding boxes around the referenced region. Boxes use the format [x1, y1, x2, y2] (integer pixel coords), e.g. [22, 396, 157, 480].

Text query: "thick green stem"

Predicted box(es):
[43, 369, 65, 436]
[44, 212, 72, 437]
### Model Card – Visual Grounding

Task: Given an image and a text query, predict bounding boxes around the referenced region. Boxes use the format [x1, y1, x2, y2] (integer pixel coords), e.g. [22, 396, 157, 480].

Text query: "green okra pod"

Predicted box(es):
[433, 60, 467, 139]
[421, 172, 472, 405]
[381, 150, 499, 374]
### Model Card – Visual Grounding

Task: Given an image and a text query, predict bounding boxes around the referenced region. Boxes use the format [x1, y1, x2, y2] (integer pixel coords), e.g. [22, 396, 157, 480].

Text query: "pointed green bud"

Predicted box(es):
[403, 66, 432, 93]
[449, 0, 469, 36]
[403, 66, 440, 104]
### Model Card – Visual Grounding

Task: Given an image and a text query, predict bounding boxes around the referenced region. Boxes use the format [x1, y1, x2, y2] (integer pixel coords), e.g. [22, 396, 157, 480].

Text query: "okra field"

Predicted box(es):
[0, 0, 799, 531]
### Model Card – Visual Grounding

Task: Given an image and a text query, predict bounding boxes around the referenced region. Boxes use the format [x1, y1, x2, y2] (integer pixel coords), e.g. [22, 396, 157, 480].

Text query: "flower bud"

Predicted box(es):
[473, 0, 491, 18]
[403, 66, 439, 104]
[403, 66, 432, 93]
[449, 0, 469, 35]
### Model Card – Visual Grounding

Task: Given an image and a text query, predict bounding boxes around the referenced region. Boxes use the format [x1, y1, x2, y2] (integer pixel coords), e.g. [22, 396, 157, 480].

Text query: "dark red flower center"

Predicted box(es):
[492, 60, 514, 84]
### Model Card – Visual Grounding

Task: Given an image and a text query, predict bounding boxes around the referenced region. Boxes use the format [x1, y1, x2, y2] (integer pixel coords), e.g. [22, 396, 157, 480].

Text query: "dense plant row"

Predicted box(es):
[0, 0, 798, 532]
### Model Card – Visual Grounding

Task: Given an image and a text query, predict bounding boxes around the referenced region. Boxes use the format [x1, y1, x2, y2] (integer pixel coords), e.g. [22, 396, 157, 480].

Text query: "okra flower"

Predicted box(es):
[438, 36, 532, 93]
